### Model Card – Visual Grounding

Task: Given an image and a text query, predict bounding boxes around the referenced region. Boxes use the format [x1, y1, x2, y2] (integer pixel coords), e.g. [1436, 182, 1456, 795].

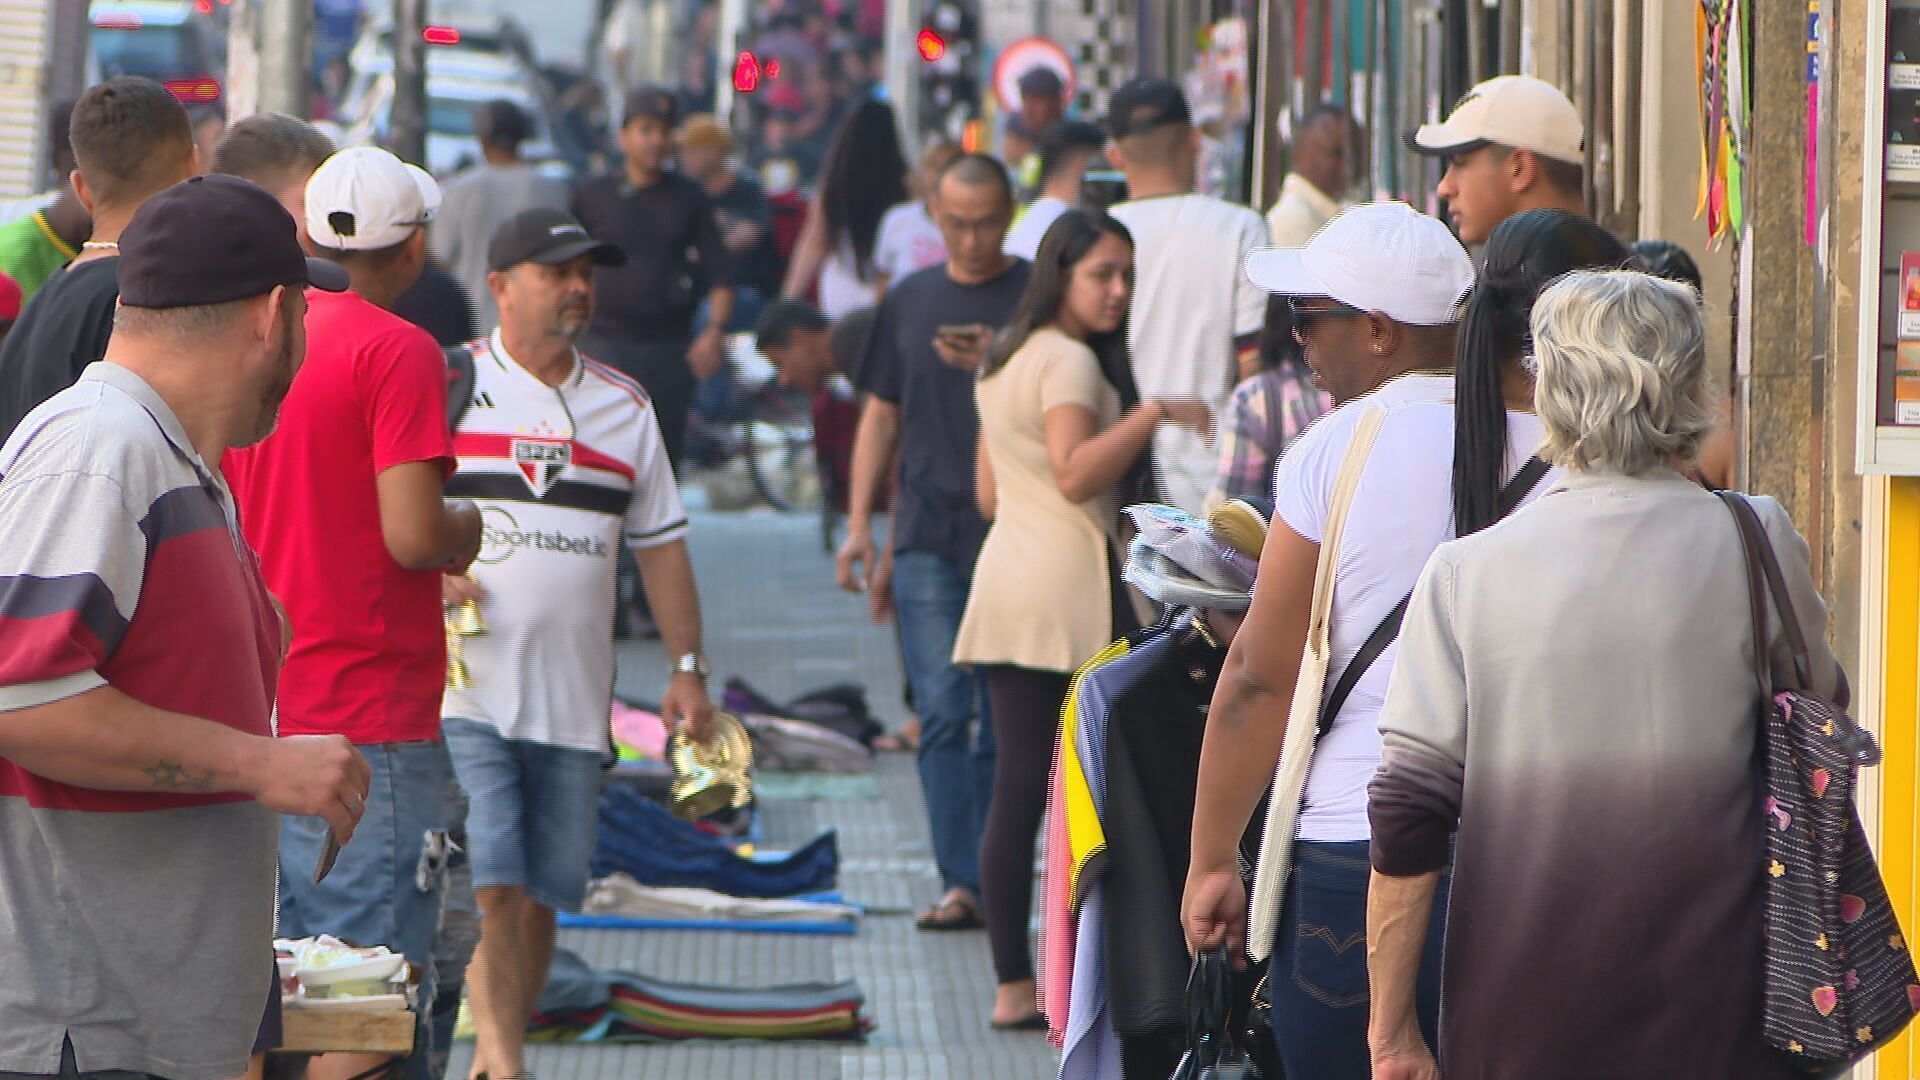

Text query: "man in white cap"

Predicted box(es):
[1405, 74, 1587, 245]
[1184, 202, 1480, 1079]
[225, 146, 483, 1080]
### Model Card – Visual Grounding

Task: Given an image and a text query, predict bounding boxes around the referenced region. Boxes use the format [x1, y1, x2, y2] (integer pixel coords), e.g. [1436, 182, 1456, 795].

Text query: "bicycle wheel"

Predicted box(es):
[742, 418, 820, 512]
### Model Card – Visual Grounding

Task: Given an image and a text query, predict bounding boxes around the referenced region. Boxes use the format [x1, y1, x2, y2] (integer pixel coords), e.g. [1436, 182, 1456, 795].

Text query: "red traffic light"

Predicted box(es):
[916, 29, 947, 62]
[766, 58, 781, 80]
[733, 51, 762, 93]
[423, 25, 461, 45]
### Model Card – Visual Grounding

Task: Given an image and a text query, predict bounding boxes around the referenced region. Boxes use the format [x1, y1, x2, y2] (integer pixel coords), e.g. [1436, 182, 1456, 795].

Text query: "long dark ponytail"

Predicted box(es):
[984, 208, 1139, 408]
[1453, 209, 1632, 535]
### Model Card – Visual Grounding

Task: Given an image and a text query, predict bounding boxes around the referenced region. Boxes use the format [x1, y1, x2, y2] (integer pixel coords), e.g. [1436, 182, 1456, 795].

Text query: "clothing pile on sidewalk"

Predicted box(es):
[526, 949, 871, 1043]
[592, 783, 840, 899]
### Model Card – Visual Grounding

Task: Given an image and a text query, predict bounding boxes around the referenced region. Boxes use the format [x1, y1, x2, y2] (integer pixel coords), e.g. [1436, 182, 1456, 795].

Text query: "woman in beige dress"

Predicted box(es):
[952, 208, 1209, 1027]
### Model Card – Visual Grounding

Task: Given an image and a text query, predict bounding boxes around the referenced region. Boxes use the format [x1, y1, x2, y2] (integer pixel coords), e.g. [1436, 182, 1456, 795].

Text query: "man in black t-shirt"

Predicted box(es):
[835, 154, 1028, 943]
[572, 87, 734, 470]
[0, 78, 197, 442]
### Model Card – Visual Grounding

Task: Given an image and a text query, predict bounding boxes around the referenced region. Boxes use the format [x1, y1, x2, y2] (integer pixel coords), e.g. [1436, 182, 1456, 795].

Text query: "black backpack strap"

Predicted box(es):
[444, 343, 477, 432]
[1317, 455, 1553, 736]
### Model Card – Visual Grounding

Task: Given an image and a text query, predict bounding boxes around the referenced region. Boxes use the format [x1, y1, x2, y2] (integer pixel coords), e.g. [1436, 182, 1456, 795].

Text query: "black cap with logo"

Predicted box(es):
[487, 207, 627, 273]
[118, 174, 349, 309]
[1106, 77, 1192, 140]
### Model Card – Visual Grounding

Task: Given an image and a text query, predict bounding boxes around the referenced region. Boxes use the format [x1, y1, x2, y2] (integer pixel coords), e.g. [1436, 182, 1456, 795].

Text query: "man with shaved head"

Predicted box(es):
[837, 153, 1027, 940]
[1268, 104, 1362, 247]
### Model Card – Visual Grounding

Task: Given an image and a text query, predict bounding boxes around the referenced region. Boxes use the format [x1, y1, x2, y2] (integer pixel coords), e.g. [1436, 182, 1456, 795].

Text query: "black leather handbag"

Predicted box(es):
[1169, 949, 1263, 1080]
[1721, 492, 1918, 1067]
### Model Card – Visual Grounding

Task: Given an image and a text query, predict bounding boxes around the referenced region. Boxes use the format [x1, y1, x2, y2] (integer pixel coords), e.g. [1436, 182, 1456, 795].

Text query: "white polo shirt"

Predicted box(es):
[442, 330, 689, 751]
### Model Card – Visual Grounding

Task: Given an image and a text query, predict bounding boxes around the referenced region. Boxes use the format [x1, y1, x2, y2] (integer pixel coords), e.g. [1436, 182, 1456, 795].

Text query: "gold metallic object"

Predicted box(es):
[668, 711, 754, 820]
[445, 632, 473, 690]
[444, 580, 485, 690]
[448, 597, 487, 637]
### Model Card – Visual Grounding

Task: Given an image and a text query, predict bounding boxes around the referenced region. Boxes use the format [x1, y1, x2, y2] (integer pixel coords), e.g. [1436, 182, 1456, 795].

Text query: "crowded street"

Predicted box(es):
[4, 1, 1920, 1079]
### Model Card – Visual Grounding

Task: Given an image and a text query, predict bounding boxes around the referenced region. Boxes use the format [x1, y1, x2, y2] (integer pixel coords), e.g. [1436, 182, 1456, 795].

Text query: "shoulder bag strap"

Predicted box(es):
[444, 344, 477, 433]
[1244, 406, 1384, 961]
[1317, 454, 1555, 735]
[1714, 490, 1775, 699]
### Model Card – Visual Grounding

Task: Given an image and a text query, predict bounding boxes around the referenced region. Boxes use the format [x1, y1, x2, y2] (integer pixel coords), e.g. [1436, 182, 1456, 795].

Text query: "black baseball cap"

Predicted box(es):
[1107, 77, 1191, 140]
[118, 174, 348, 309]
[487, 207, 626, 273]
[624, 86, 679, 128]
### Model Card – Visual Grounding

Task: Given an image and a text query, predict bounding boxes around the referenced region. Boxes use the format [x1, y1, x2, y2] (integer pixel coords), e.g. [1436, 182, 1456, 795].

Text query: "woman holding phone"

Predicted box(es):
[952, 209, 1210, 1028]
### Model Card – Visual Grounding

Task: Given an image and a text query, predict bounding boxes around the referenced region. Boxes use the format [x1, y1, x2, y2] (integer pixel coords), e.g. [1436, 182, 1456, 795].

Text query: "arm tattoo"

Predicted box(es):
[142, 761, 216, 792]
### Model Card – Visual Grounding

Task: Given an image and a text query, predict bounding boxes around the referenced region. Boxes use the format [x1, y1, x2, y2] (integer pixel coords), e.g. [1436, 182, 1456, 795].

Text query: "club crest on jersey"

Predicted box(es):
[512, 437, 571, 497]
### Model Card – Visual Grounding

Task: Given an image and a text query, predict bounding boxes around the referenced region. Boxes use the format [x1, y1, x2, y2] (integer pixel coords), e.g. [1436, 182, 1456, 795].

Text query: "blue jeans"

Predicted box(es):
[442, 717, 606, 913]
[428, 778, 478, 1080]
[892, 549, 995, 896]
[277, 740, 455, 1079]
[1266, 840, 1447, 1080]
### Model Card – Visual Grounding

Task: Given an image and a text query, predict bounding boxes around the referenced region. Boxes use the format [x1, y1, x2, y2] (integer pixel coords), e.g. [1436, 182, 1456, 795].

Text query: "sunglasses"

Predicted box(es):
[1287, 298, 1367, 341]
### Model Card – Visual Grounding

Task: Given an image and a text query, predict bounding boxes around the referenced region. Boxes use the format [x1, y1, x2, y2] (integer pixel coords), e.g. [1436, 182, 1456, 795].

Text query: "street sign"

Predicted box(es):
[992, 36, 1075, 113]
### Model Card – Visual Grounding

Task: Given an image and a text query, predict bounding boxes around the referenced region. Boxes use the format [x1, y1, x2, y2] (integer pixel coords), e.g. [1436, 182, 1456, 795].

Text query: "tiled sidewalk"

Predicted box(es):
[455, 511, 1057, 1079]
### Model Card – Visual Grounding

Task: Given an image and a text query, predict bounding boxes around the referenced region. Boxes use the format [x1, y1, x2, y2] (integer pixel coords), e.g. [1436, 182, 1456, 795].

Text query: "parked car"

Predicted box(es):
[89, 0, 227, 106]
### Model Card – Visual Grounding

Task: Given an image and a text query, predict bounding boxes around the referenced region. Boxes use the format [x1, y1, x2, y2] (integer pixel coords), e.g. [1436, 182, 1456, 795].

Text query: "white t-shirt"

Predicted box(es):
[1002, 195, 1070, 261]
[818, 239, 874, 321]
[443, 331, 690, 752]
[1272, 376, 1556, 841]
[873, 200, 948, 284]
[1110, 194, 1270, 513]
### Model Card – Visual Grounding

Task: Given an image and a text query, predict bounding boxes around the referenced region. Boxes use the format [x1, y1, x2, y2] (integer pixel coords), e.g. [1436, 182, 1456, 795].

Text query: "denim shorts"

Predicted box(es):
[277, 739, 456, 1076]
[442, 717, 605, 913]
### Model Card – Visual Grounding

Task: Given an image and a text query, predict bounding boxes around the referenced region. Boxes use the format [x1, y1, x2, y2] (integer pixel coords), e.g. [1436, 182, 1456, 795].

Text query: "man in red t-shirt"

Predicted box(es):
[225, 146, 482, 1080]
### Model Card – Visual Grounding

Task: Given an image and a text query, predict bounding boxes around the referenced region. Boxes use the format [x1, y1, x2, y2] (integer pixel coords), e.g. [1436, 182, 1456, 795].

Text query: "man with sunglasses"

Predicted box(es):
[1259, 203, 1468, 408]
[1184, 200, 1473, 1078]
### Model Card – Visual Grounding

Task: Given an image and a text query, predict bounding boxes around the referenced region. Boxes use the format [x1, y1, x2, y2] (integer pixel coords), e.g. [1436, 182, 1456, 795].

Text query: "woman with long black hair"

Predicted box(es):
[1452, 208, 1634, 535]
[952, 209, 1209, 1029]
[780, 99, 910, 318]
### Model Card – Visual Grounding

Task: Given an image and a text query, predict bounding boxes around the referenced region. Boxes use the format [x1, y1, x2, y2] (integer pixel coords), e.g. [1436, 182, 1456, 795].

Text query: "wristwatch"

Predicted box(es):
[673, 652, 711, 680]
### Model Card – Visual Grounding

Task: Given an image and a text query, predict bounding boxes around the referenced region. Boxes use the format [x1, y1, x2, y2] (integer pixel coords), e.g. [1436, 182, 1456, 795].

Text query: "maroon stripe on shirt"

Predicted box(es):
[0, 577, 118, 681]
[1, 519, 280, 813]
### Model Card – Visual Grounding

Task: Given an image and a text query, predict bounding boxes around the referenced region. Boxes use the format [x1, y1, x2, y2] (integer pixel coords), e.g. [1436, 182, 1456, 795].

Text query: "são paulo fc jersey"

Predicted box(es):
[442, 330, 688, 750]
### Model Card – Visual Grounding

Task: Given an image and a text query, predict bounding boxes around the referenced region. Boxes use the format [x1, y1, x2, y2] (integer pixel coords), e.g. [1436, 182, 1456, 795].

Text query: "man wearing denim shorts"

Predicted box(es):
[440, 207, 715, 1079]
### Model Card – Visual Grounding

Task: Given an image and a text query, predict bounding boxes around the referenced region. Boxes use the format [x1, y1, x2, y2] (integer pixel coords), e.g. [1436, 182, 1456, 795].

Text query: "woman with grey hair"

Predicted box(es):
[1363, 269, 1846, 1080]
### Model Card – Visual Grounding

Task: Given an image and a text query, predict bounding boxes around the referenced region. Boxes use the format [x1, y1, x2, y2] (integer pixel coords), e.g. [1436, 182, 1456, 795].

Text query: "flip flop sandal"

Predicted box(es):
[914, 894, 984, 931]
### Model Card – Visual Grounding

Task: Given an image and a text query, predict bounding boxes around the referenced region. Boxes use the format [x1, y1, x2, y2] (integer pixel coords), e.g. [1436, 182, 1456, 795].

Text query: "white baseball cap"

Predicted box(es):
[305, 146, 440, 251]
[1243, 202, 1473, 326]
[1405, 75, 1584, 166]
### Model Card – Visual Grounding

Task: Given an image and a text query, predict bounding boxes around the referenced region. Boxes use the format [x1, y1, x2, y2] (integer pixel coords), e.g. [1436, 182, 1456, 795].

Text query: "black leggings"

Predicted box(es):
[978, 664, 1071, 985]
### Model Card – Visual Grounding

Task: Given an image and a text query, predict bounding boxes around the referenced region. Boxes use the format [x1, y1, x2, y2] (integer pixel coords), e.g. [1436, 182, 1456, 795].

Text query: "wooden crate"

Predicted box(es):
[276, 1007, 416, 1055]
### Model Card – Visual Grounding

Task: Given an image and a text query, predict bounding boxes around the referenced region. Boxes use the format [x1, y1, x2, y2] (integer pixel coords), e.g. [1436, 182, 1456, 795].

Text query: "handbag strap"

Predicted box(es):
[1318, 454, 1554, 735]
[1715, 491, 1813, 693]
[1303, 408, 1387, 666]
